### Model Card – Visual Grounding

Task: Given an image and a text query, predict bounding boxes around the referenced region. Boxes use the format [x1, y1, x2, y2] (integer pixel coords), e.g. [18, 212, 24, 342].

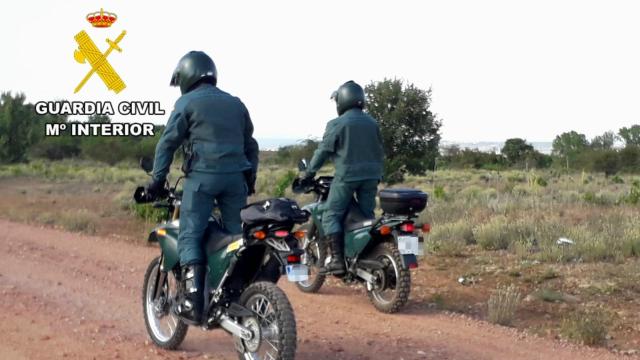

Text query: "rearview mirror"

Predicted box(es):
[298, 159, 308, 172]
[139, 157, 153, 173]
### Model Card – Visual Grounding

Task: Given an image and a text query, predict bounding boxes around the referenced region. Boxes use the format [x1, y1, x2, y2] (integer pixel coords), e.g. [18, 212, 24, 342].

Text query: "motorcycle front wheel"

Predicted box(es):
[235, 282, 297, 360]
[142, 256, 188, 349]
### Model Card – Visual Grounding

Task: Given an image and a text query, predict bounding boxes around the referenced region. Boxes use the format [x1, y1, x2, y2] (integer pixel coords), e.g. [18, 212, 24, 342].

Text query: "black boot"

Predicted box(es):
[321, 233, 346, 276]
[175, 264, 206, 325]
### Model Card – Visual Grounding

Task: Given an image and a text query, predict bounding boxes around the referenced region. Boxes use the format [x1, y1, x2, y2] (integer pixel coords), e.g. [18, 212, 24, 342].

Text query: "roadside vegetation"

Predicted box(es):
[2, 82, 640, 353]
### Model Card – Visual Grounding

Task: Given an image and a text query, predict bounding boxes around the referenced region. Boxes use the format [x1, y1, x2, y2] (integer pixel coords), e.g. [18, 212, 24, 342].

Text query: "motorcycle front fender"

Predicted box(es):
[153, 223, 180, 272]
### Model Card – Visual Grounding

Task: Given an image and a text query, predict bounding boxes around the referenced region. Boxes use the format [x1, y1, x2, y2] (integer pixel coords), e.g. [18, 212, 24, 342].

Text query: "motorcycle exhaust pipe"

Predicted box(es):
[219, 314, 253, 340]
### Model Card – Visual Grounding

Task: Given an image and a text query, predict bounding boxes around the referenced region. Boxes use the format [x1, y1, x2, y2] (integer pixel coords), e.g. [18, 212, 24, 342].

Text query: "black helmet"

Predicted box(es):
[170, 51, 217, 94]
[331, 80, 365, 115]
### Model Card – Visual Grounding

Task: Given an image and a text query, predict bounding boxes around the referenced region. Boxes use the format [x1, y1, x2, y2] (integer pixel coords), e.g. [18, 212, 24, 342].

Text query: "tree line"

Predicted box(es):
[3, 81, 640, 183]
[438, 127, 640, 176]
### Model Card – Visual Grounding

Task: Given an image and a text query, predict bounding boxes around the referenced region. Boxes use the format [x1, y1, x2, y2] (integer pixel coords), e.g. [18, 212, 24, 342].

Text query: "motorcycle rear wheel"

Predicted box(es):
[365, 242, 411, 313]
[142, 256, 188, 349]
[235, 282, 297, 360]
[294, 224, 326, 293]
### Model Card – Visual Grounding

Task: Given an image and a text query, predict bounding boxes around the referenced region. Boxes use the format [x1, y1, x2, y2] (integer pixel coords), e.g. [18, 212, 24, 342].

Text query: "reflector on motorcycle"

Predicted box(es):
[379, 225, 392, 235]
[422, 223, 431, 233]
[287, 254, 301, 263]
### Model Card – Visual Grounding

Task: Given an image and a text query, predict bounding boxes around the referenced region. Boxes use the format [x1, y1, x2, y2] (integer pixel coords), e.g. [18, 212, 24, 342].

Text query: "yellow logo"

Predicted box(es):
[73, 9, 126, 94]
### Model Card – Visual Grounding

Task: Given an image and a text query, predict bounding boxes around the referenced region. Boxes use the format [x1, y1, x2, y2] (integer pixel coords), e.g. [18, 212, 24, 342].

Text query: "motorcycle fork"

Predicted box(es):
[153, 254, 168, 300]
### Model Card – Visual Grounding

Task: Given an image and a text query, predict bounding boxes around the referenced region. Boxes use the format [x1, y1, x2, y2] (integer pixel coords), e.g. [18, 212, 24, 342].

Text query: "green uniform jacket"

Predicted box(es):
[152, 84, 259, 182]
[308, 108, 383, 181]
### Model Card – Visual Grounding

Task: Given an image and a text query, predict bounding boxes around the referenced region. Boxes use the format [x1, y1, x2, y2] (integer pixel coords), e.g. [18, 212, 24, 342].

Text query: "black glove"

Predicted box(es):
[244, 170, 256, 196]
[146, 178, 168, 199]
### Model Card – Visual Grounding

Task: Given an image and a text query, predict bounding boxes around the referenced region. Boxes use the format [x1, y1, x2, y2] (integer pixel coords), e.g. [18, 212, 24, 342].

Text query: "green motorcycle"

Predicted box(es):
[135, 158, 309, 360]
[291, 160, 429, 313]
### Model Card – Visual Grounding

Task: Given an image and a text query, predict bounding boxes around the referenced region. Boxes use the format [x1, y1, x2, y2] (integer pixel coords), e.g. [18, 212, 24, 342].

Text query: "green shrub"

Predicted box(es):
[533, 288, 564, 302]
[59, 210, 98, 234]
[622, 180, 640, 204]
[611, 175, 624, 184]
[474, 216, 533, 250]
[560, 309, 609, 346]
[130, 203, 166, 223]
[433, 185, 446, 200]
[273, 170, 297, 197]
[427, 220, 474, 256]
[536, 177, 548, 187]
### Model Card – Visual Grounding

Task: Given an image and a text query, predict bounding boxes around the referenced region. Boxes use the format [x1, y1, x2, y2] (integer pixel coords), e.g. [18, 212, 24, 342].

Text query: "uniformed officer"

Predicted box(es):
[146, 51, 259, 324]
[304, 80, 384, 275]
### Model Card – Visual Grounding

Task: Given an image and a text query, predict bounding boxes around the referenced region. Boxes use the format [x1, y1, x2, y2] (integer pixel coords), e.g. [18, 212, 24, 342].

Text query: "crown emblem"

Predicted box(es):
[86, 8, 117, 28]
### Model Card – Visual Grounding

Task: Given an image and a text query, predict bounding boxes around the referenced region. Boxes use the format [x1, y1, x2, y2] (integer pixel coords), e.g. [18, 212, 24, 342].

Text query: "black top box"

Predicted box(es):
[379, 188, 428, 216]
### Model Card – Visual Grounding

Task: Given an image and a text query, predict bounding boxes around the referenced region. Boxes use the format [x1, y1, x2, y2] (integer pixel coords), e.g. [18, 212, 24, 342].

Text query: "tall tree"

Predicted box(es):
[0, 92, 35, 163]
[618, 125, 640, 147]
[501, 138, 534, 165]
[365, 78, 441, 183]
[590, 131, 618, 150]
[552, 131, 588, 168]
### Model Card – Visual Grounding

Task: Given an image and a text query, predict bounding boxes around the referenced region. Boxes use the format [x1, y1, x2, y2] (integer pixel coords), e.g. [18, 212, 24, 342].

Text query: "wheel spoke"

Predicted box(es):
[145, 261, 181, 343]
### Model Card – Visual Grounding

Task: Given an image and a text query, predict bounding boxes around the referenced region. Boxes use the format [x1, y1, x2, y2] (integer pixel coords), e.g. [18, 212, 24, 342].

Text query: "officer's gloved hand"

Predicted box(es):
[146, 178, 168, 200]
[244, 170, 257, 196]
[300, 171, 315, 187]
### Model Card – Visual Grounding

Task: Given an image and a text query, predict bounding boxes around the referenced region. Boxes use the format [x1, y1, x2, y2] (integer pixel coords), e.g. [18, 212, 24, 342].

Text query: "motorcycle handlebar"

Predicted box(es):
[133, 186, 156, 204]
[291, 177, 316, 194]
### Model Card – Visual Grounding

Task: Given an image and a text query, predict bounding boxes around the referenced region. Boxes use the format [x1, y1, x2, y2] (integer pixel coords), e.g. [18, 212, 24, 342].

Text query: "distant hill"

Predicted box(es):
[258, 138, 553, 154]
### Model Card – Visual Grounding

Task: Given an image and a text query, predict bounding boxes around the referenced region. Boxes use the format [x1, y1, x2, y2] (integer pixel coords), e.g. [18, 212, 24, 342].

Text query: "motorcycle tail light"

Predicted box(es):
[253, 230, 266, 240]
[408, 262, 418, 269]
[399, 223, 415, 233]
[274, 230, 289, 238]
[287, 254, 301, 263]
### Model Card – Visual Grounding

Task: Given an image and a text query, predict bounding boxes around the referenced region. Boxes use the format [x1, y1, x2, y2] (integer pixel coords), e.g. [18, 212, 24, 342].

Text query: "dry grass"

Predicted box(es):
[487, 284, 522, 326]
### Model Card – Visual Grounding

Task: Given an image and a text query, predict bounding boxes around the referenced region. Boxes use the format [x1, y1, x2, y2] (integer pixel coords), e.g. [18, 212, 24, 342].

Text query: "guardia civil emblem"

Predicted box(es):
[73, 8, 126, 94]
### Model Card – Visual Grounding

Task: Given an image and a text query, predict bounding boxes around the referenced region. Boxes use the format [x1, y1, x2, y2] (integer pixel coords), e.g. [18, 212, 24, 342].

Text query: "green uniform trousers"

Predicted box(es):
[178, 171, 247, 266]
[323, 179, 379, 236]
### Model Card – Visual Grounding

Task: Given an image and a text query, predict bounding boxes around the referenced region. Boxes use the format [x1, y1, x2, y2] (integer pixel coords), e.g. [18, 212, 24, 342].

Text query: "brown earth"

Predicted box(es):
[0, 219, 631, 360]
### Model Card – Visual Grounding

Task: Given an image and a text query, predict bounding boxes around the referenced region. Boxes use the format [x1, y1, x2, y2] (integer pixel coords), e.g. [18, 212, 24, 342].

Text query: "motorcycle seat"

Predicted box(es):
[204, 221, 242, 255]
[343, 202, 375, 232]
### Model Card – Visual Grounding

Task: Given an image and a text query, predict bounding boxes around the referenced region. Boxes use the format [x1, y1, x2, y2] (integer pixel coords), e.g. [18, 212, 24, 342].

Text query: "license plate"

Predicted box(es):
[286, 264, 309, 282]
[397, 236, 422, 255]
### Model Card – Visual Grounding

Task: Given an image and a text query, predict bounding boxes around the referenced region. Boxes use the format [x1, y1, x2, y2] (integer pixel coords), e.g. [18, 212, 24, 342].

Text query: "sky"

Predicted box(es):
[1, 0, 640, 143]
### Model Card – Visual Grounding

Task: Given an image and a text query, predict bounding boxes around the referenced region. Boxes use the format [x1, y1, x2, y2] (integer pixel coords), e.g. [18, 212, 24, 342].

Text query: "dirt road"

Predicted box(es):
[0, 219, 628, 360]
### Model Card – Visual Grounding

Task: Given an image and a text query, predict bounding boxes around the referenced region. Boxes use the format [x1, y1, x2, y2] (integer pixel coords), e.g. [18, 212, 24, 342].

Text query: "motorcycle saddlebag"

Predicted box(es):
[379, 188, 428, 216]
[240, 198, 309, 226]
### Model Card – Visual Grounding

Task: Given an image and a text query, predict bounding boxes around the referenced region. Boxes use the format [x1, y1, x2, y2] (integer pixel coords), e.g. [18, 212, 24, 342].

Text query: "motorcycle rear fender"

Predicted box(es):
[345, 218, 405, 259]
